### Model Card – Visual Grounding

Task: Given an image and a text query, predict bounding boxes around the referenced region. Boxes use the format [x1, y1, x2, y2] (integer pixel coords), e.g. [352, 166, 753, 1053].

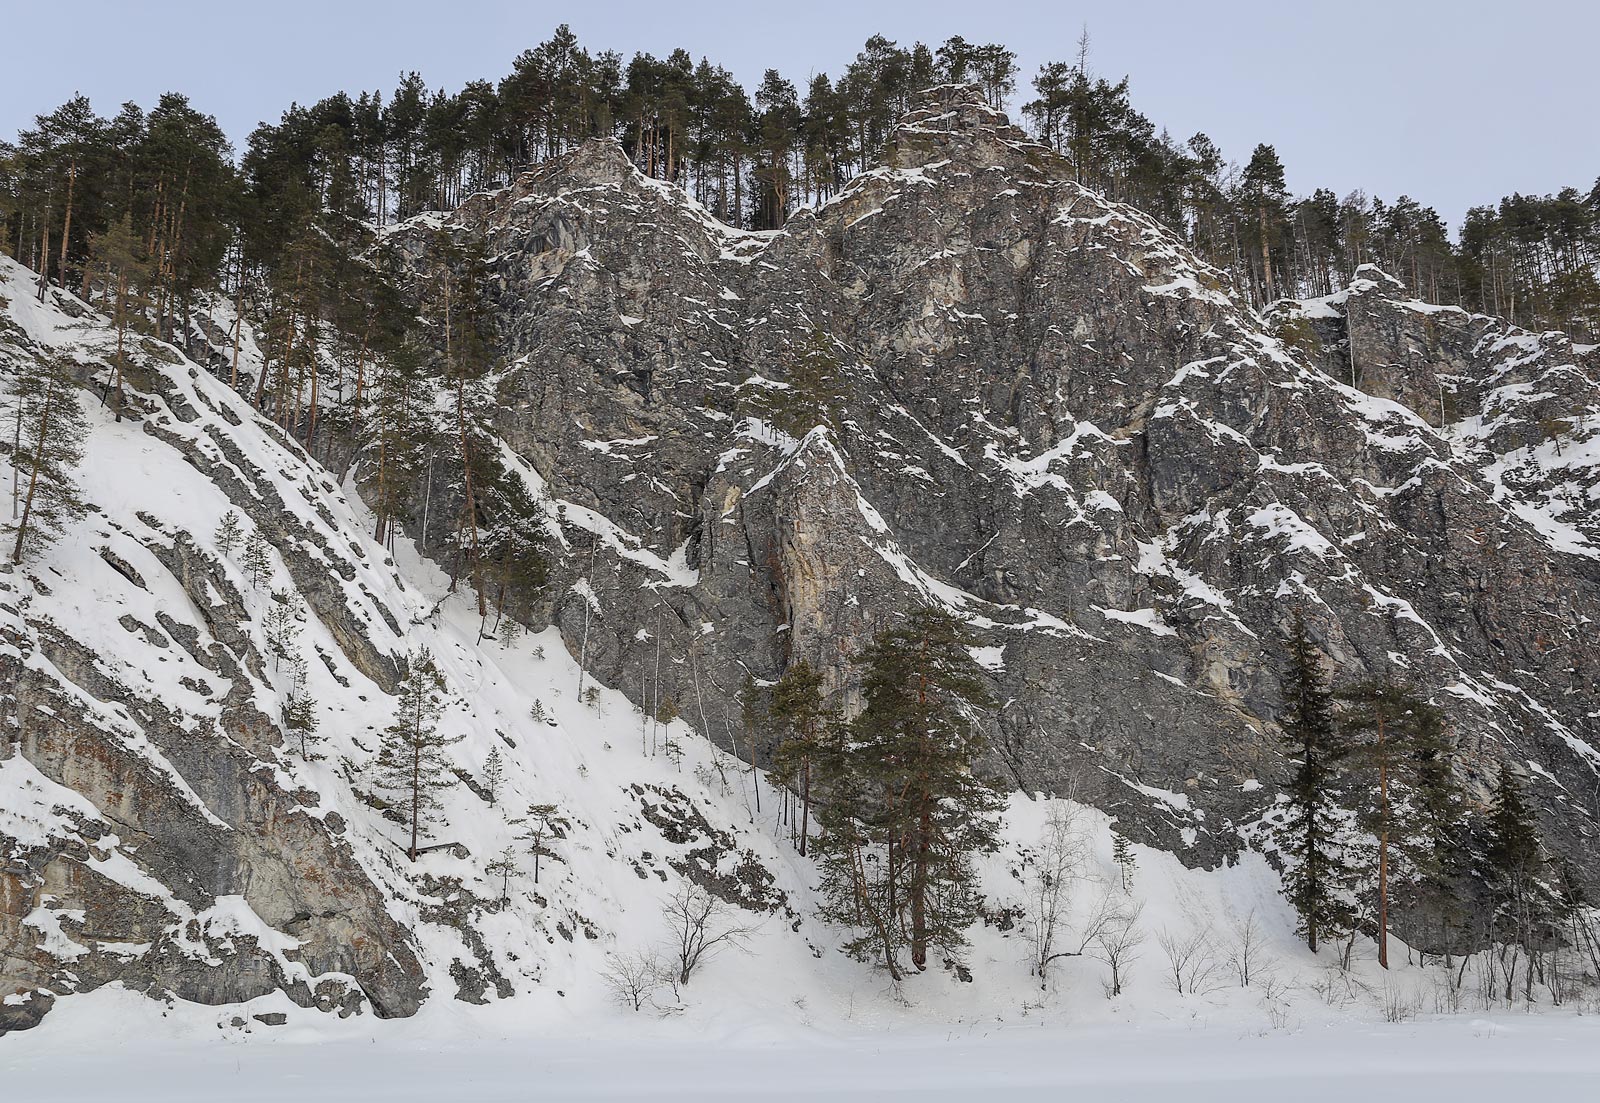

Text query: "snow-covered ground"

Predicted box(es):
[7, 987, 1600, 1102]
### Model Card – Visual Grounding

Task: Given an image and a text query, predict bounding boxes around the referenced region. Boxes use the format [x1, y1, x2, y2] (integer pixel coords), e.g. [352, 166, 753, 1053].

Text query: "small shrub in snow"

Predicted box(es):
[602, 951, 662, 1012]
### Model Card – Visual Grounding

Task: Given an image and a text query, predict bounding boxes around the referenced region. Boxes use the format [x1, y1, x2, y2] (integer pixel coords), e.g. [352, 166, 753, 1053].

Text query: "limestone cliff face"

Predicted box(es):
[389, 86, 1597, 872]
[5, 85, 1599, 1038]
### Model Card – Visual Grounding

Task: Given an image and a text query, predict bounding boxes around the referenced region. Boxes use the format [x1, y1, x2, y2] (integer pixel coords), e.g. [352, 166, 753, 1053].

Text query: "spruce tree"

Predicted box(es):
[1110, 829, 1137, 893]
[8, 356, 88, 564]
[1484, 767, 1554, 996]
[769, 659, 831, 856]
[814, 607, 1004, 978]
[375, 648, 461, 860]
[1266, 613, 1352, 953]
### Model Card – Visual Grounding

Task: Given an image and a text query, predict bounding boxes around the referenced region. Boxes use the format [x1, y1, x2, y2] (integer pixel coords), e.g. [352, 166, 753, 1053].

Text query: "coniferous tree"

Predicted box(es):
[1337, 677, 1450, 969]
[375, 648, 461, 860]
[213, 510, 242, 558]
[8, 356, 88, 564]
[1483, 767, 1555, 999]
[520, 802, 562, 883]
[239, 529, 272, 589]
[282, 652, 320, 758]
[769, 660, 832, 857]
[262, 588, 302, 672]
[86, 212, 147, 420]
[813, 607, 1004, 978]
[1110, 828, 1137, 893]
[1265, 613, 1353, 953]
[486, 845, 517, 904]
[483, 745, 505, 807]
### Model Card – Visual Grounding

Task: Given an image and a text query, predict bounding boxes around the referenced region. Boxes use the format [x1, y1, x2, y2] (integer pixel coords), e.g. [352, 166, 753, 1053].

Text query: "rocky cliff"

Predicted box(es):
[3, 84, 1598, 1036]
[389, 85, 1599, 866]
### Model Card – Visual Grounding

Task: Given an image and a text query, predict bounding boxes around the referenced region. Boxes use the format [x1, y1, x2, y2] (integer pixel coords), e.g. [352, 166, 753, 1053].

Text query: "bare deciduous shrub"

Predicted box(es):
[662, 882, 758, 986]
[1022, 803, 1094, 986]
[1226, 908, 1272, 988]
[602, 951, 661, 1011]
[1158, 925, 1225, 996]
[1093, 902, 1145, 998]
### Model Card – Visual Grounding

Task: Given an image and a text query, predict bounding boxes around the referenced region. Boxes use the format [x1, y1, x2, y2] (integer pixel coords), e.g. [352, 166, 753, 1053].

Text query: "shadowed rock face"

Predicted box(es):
[391, 85, 1597, 875]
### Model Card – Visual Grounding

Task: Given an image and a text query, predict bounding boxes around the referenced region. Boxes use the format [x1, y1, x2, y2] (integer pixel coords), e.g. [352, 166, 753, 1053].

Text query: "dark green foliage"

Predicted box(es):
[768, 660, 833, 856]
[239, 529, 272, 589]
[812, 607, 1004, 979]
[1264, 613, 1354, 954]
[7, 356, 88, 563]
[519, 802, 563, 883]
[1337, 677, 1456, 968]
[1481, 769, 1562, 999]
[374, 648, 462, 860]
[5, 24, 1594, 354]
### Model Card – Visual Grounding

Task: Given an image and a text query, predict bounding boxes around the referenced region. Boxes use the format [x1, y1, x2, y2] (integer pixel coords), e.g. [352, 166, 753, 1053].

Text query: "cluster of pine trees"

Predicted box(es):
[4, 25, 1598, 351]
[1267, 614, 1583, 1000]
[755, 607, 1005, 981]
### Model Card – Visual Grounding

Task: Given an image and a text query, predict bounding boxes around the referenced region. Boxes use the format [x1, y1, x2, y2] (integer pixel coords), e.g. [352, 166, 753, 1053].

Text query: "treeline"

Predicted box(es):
[1266, 614, 1591, 1002]
[3, 23, 1599, 365]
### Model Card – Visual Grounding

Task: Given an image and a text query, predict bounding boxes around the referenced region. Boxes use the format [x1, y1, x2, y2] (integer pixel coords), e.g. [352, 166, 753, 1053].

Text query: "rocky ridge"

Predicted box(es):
[390, 85, 1599, 869]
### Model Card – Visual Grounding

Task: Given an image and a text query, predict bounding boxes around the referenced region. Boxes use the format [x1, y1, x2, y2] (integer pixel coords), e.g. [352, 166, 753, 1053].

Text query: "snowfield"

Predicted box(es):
[6, 989, 1600, 1102]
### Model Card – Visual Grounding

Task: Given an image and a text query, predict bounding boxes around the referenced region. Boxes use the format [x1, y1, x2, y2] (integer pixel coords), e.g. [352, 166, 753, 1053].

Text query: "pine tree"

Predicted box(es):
[482, 745, 506, 807]
[1265, 613, 1353, 953]
[86, 211, 147, 421]
[262, 589, 301, 672]
[240, 530, 272, 589]
[813, 607, 1004, 978]
[8, 356, 88, 564]
[282, 689, 320, 758]
[769, 660, 831, 857]
[485, 845, 517, 904]
[374, 648, 462, 860]
[1338, 677, 1446, 969]
[520, 802, 561, 883]
[213, 510, 242, 559]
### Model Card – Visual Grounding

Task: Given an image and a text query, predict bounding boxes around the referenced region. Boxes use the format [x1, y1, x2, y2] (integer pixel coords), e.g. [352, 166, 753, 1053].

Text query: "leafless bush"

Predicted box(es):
[1092, 901, 1145, 998]
[1158, 925, 1225, 995]
[1383, 983, 1419, 1023]
[662, 882, 758, 986]
[1262, 996, 1291, 1030]
[1226, 908, 1271, 988]
[602, 951, 661, 1011]
[1023, 804, 1094, 986]
[1431, 970, 1464, 1015]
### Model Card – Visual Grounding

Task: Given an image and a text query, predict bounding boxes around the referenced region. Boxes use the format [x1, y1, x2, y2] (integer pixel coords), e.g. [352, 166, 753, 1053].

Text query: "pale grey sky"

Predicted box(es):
[3, 0, 1594, 230]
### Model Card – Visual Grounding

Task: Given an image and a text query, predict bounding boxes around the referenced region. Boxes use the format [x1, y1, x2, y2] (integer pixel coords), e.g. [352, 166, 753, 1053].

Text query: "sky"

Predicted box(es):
[2, 0, 1595, 231]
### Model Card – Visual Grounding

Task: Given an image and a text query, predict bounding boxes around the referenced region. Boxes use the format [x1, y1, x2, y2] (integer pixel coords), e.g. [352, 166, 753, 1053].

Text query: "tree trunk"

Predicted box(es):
[57, 161, 75, 293]
[1377, 715, 1390, 970]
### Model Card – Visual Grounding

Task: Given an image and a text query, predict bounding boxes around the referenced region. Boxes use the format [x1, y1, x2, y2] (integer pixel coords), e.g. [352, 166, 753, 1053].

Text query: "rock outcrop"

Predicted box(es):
[378, 85, 1597, 881]
[5, 85, 1599, 1036]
